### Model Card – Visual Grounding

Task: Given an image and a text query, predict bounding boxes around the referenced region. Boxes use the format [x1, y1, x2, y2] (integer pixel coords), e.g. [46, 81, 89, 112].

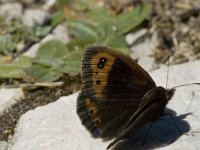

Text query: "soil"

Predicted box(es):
[0, 75, 81, 141]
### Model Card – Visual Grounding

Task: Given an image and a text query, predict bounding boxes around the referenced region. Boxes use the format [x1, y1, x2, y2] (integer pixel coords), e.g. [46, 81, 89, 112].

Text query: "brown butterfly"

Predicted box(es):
[76, 45, 177, 149]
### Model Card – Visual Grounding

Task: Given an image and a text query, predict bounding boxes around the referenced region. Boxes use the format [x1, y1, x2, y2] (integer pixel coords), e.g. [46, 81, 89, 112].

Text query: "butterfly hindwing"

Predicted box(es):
[77, 45, 156, 139]
[106, 87, 171, 149]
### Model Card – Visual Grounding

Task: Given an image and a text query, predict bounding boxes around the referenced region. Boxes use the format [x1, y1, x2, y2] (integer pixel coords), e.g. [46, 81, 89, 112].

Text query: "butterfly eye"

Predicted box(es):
[97, 57, 107, 69]
[96, 80, 101, 85]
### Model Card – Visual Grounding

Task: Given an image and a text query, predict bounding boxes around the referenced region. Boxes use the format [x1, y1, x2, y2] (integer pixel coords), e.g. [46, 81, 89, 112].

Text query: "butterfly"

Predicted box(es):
[76, 45, 176, 149]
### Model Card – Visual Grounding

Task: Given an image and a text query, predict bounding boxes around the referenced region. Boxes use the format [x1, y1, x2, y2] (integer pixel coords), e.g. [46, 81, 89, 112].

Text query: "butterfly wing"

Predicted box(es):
[106, 87, 169, 149]
[77, 45, 156, 140]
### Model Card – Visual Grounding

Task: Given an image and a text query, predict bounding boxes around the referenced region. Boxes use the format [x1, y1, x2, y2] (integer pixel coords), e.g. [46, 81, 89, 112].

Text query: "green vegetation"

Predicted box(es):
[0, 1, 152, 83]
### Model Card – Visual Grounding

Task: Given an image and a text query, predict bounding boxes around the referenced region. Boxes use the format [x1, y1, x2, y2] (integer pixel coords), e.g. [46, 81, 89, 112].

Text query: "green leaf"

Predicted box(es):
[67, 3, 151, 56]
[0, 66, 25, 79]
[34, 26, 51, 38]
[114, 3, 152, 34]
[25, 65, 62, 82]
[62, 50, 82, 73]
[68, 20, 99, 39]
[85, 8, 113, 24]
[13, 56, 32, 68]
[0, 34, 16, 55]
[33, 40, 69, 69]
[0, 3, 151, 82]
[35, 40, 69, 60]
[25, 40, 71, 82]
[0, 56, 32, 79]
[58, 0, 70, 9]
[51, 11, 65, 27]
[68, 8, 114, 39]
[25, 39, 86, 81]
[66, 38, 95, 51]
[103, 34, 128, 53]
[23, 26, 51, 42]
[72, 0, 101, 11]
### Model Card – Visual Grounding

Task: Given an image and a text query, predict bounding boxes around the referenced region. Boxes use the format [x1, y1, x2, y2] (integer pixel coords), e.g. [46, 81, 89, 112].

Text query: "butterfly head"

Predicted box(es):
[166, 88, 176, 101]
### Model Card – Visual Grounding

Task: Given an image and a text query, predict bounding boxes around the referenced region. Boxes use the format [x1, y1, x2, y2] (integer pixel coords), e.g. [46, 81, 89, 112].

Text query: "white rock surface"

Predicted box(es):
[8, 93, 108, 150]
[125, 29, 148, 45]
[42, 0, 57, 11]
[7, 61, 200, 150]
[149, 60, 200, 150]
[23, 43, 40, 58]
[0, 2, 23, 23]
[0, 88, 24, 115]
[130, 32, 158, 59]
[22, 9, 49, 27]
[52, 24, 70, 43]
[0, 141, 8, 150]
[128, 30, 159, 71]
[137, 56, 156, 72]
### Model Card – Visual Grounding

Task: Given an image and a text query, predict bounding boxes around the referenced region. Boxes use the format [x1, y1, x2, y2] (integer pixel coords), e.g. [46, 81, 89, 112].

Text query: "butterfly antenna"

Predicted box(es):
[166, 56, 170, 89]
[172, 83, 200, 89]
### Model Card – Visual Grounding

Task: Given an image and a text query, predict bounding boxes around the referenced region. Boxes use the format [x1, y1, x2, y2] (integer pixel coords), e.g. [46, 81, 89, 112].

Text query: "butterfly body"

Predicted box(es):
[107, 86, 175, 149]
[77, 45, 175, 149]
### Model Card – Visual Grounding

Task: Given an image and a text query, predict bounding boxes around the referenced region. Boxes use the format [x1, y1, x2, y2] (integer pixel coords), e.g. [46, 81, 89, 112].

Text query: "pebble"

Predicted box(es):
[0, 88, 24, 115]
[0, 2, 23, 23]
[22, 9, 50, 27]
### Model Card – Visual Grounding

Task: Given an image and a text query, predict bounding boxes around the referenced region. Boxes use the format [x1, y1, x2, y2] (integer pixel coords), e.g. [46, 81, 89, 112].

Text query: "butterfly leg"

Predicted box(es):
[185, 91, 195, 112]
[162, 113, 184, 135]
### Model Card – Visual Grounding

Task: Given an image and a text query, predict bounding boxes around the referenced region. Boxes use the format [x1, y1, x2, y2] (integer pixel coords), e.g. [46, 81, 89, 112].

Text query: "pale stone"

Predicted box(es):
[0, 141, 8, 150]
[52, 24, 70, 43]
[130, 32, 158, 59]
[0, 88, 24, 115]
[125, 29, 148, 45]
[42, 0, 57, 11]
[8, 61, 200, 150]
[23, 34, 55, 57]
[8, 93, 109, 150]
[137, 56, 156, 72]
[22, 9, 49, 27]
[0, 3, 22, 23]
[23, 43, 40, 58]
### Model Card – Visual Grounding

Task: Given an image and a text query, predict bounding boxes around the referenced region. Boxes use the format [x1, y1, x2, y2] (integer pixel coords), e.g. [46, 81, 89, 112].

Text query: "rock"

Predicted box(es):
[8, 93, 108, 150]
[8, 61, 200, 150]
[0, 2, 23, 23]
[22, 9, 49, 27]
[127, 30, 159, 71]
[0, 88, 24, 115]
[125, 29, 148, 45]
[42, 0, 57, 11]
[23, 43, 40, 58]
[23, 35, 55, 57]
[0, 141, 8, 150]
[130, 32, 158, 59]
[135, 56, 156, 72]
[52, 24, 70, 43]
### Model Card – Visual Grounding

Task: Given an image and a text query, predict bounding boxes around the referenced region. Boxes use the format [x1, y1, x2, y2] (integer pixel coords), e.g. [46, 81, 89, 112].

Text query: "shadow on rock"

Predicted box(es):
[111, 108, 191, 150]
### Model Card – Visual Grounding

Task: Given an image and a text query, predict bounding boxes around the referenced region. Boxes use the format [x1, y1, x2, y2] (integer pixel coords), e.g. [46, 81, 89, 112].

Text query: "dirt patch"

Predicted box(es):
[0, 75, 81, 141]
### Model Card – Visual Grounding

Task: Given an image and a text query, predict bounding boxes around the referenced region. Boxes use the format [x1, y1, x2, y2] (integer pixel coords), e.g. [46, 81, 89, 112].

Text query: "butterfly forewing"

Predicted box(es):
[77, 45, 156, 139]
